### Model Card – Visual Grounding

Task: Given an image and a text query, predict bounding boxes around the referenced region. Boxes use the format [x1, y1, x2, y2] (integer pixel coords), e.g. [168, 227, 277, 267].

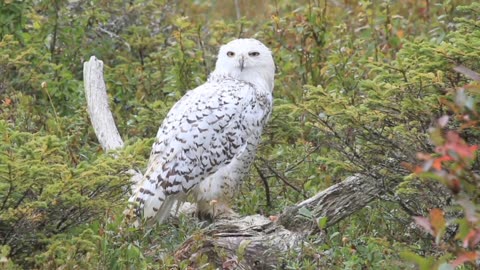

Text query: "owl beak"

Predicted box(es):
[239, 56, 245, 72]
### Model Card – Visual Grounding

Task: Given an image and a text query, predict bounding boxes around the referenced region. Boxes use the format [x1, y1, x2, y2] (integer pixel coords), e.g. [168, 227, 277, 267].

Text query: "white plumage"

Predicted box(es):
[129, 38, 275, 223]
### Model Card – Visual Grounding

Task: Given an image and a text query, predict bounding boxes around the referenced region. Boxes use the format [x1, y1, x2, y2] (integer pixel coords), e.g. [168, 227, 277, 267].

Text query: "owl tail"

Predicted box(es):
[127, 179, 181, 225]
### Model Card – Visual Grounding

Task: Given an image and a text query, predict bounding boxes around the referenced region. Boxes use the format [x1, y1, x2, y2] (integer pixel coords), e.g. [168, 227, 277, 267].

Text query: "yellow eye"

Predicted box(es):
[248, 51, 260, 57]
[227, 51, 235, 57]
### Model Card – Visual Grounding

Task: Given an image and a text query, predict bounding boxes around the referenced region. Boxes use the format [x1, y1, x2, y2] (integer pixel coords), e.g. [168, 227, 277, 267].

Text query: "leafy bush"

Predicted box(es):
[402, 71, 480, 269]
[0, 118, 151, 266]
[0, 0, 479, 269]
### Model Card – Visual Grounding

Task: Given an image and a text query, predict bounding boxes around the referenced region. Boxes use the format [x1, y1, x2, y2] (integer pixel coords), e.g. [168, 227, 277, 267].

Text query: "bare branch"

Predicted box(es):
[83, 56, 142, 188]
[260, 157, 305, 197]
[254, 163, 272, 208]
[83, 56, 124, 152]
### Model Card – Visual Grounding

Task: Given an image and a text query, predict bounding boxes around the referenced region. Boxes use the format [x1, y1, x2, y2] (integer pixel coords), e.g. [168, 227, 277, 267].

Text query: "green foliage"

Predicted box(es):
[33, 210, 203, 269]
[0, 0, 479, 268]
[0, 0, 28, 42]
[0, 118, 152, 266]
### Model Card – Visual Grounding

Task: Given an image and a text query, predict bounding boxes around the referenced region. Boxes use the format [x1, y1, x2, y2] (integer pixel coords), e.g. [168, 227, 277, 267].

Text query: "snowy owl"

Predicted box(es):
[130, 38, 275, 224]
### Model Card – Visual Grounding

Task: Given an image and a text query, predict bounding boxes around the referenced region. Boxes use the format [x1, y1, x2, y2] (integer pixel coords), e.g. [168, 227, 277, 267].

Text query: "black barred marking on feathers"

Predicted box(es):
[129, 38, 275, 223]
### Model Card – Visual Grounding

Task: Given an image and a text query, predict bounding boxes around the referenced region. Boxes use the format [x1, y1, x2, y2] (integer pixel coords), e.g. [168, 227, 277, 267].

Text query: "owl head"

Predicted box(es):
[212, 38, 275, 91]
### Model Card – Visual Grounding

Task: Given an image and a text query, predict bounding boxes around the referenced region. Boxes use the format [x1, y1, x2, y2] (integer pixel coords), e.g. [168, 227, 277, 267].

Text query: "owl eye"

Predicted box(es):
[226, 51, 235, 57]
[248, 51, 260, 57]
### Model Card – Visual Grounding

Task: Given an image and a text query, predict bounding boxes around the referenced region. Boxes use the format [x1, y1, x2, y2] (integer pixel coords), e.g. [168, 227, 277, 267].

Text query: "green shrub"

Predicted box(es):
[0, 0, 479, 268]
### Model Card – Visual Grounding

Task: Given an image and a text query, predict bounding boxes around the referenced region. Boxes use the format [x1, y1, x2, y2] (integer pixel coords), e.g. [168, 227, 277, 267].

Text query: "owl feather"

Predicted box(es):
[129, 39, 275, 224]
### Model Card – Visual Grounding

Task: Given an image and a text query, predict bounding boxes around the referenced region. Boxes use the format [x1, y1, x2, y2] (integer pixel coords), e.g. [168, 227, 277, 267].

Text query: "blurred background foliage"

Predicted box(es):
[0, 0, 479, 268]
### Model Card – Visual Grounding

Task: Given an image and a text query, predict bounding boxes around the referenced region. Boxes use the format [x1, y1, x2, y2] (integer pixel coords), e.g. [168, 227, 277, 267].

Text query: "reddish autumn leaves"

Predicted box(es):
[409, 80, 480, 268]
[416, 130, 478, 170]
[413, 209, 446, 243]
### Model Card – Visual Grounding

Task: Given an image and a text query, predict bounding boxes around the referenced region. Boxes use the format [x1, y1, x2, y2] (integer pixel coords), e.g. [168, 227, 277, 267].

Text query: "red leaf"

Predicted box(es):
[435, 146, 445, 155]
[463, 228, 480, 248]
[430, 209, 446, 237]
[469, 145, 479, 154]
[451, 251, 479, 267]
[442, 131, 478, 159]
[414, 209, 446, 238]
[414, 166, 424, 174]
[432, 155, 453, 170]
[446, 131, 460, 142]
[413, 216, 434, 236]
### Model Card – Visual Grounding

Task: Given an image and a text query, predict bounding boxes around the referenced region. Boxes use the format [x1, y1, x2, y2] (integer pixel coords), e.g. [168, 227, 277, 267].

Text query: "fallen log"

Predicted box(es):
[173, 174, 380, 269]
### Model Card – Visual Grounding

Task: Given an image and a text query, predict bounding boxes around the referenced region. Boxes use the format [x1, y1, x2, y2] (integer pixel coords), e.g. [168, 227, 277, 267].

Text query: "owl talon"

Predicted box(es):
[197, 200, 238, 221]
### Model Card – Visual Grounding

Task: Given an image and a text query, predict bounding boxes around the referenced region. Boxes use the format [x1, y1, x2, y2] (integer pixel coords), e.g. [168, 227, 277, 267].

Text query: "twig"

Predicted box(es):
[284, 145, 320, 173]
[259, 157, 306, 197]
[254, 163, 272, 208]
[97, 27, 131, 51]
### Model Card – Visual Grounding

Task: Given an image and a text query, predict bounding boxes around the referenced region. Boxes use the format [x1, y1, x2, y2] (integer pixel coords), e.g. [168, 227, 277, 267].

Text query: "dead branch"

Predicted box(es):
[83, 56, 142, 185]
[83, 56, 124, 151]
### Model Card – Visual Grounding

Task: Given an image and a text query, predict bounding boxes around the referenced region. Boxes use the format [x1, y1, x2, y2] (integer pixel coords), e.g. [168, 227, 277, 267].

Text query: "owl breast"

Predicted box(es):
[192, 80, 272, 204]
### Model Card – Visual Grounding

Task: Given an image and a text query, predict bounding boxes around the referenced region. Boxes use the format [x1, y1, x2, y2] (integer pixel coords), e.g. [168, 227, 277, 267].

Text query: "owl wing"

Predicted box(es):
[132, 79, 261, 223]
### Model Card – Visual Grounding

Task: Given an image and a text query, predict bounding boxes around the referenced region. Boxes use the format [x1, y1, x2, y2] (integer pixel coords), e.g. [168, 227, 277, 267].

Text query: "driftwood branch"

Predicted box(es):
[83, 56, 143, 185]
[83, 56, 124, 151]
[82, 57, 383, 269]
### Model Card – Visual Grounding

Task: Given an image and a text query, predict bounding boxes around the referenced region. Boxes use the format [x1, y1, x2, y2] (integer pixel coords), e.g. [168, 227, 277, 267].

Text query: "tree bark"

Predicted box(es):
[278, 174, 381, 231]
[83, 57, 383, 270]
[174, 174, 380, 269]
